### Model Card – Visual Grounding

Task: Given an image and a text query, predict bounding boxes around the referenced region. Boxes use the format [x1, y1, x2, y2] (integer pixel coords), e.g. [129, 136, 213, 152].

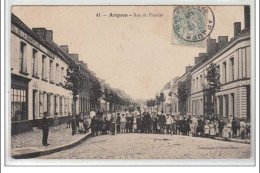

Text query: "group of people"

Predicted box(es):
[42, 109, 250, 146]
[90, 111, 251, 139]
[73, 110, 251, 141]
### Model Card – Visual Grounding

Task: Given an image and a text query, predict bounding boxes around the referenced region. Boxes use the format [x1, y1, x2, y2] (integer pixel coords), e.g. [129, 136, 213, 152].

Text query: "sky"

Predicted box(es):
[12, 6, 245, 100]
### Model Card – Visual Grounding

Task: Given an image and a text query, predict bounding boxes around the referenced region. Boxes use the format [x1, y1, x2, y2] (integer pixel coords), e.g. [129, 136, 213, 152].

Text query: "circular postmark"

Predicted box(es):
[173, 6, 215, 42]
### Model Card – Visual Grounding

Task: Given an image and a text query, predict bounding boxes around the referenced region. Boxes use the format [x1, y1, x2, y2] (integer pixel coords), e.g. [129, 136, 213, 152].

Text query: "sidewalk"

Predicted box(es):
[11, 124, 91, 159]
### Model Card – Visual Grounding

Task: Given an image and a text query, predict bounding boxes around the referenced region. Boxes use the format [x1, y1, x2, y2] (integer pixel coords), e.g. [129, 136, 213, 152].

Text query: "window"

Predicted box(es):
[218, 96, 223, 116]
[11, 89, 27, 121]
[196, 77, 199, 91]
[56, 64, 60, 84]
[222, 62, 226, 83]
[230, 93, 234, 117]
[42, 55, 47, 80]
[200, 99, 203, 115]
[47, 93, 51, 115]
[86, 98, 88, 112]
[59, 96, 63, 115]
[32, 49, 38, 76]
[230, 58, 234, 81]
[224, 94, 229, 117]
[49, 60, 54, 82]
[54, 95, 58, 113]
[200, 75, 202, 90]
[61, 67, 64, 85]
[193, 79, 195, 92]
[80, 97, 82, 112]
[39, 91, 44, 117]
[19, 42, 27, 73]
[64, 98, 68, 115]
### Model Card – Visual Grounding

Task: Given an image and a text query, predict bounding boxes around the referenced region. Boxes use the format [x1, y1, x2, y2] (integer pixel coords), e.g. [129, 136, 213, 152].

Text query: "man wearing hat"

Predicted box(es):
[116, 113, 121, 134]
[158, 111, 166, 134]
[42, 111, 50, 146]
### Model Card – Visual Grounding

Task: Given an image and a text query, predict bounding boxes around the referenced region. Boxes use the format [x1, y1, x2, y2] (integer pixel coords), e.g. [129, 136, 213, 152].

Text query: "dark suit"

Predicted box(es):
[42, 116, 49, 145]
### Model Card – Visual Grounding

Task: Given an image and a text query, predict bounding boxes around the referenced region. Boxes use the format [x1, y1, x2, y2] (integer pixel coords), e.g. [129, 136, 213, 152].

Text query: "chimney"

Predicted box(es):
[218, 36, 228, 49]
[244, 6, 250, 29]
[32, 28, 53, 41]
[185, 65, 192, 73]
[69, 54, 79, 61]
[234, 22, 241, 36]
[194, 57, 203, 64]
[46, 30, 53, 42]
[60, 45, 69, 53]
[199, 53, 208, 58]
[207, 38, 217, 55]
[32, 28, 47, 40]
[84, 63, 88, 68]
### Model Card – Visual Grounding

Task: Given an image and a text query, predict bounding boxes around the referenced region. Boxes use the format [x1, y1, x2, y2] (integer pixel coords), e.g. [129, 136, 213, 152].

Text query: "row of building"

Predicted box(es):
[10, 13, 131, 135]
[159, 6, 251, 121]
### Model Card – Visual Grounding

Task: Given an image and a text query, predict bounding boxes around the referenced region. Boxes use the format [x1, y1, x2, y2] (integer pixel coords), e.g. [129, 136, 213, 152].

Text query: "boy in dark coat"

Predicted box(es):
[153, 114, 158, 134]
[116, 114, 121, 133]
[158, 113, 166, 134]
[71, 116, 76, 135]
[125, 115, 130, 133]
[67, 113, 71, 128]
[142, 112, 151, 133]
[110, 116, 116, 135]
[90, 116, 97, 137]
[129, 114, 134, 133]
[232, 118, 238, 138]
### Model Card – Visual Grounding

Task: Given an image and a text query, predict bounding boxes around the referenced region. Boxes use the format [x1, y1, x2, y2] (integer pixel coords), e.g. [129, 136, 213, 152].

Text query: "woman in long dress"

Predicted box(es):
[209, 121, 216, 138]
[204, 122, 210, 138]
[222, 124, 229, 140]
[133, 115, 137, 133]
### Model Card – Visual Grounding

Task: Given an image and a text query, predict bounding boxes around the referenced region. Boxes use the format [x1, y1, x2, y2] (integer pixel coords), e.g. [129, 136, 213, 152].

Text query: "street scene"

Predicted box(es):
[10, 5, 251, 160]
[37, 133, 250, 159]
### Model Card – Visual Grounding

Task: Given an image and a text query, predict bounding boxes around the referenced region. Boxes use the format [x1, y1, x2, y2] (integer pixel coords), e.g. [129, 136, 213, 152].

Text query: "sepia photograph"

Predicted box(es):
[4, 2, 257, 166]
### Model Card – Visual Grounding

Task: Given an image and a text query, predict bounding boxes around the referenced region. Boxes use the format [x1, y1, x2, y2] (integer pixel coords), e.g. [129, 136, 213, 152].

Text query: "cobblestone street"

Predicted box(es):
[36, 133, 250, 159]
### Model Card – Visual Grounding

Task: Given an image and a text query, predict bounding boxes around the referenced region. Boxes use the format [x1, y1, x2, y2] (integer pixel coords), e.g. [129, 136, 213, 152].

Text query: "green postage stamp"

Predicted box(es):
[172, 6, 215, 47]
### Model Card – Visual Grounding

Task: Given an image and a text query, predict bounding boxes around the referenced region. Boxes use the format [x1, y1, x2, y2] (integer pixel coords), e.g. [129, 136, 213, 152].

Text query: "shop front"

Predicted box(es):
[11, 74, 31, 135]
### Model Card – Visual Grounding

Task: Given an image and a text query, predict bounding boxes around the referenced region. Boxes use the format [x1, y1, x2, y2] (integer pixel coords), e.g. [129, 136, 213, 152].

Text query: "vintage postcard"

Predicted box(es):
[5, 2, 256, 166]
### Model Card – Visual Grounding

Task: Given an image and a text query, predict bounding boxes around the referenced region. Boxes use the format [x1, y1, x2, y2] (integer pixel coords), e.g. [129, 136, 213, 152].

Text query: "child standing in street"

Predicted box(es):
[227, 120, 232, 138]
[204, 122, 210, 138]
[78, 113, 84, 134]
[222, 124, 229, 140]
[54, 112, 59, 131]
[209, 121, 216, 139]
[67, 113, 71, 128]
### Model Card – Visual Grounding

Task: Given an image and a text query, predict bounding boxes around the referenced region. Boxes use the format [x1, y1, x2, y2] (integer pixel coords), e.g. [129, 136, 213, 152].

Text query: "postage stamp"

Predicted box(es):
[172, 6, 215, 47]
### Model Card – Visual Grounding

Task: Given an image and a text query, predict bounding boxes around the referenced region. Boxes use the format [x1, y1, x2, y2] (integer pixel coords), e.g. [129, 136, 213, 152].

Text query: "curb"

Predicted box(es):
[12, 133, 92, 159]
